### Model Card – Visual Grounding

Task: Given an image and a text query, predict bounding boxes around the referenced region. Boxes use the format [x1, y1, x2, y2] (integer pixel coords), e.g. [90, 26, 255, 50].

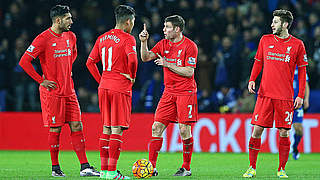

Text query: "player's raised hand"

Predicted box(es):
[41, 80, 57, 91]
[248, 81, 256, 94]
[139, 23, 149, 42]
[294, 96, 304, 109]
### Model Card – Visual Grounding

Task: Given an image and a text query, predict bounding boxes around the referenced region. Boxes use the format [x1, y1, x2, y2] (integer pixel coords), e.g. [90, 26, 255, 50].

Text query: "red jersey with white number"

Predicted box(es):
[255, 34, 308, 100]
[24, 28, 77, 96]
[88, 29, 137, 95]
[151, 36, 198, 95]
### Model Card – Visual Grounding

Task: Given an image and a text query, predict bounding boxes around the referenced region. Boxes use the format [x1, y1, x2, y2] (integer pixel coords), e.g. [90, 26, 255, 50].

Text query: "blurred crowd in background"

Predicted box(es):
[1, 0, 320, 113]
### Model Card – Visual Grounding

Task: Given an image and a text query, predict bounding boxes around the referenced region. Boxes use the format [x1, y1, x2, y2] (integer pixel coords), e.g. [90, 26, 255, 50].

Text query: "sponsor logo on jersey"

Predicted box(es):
[52, 43, 56, 47]
[254, 114, 258, 121]
[188, 57, 196, 65]
[286, 46, 292, 54]
[132, 46, 136, 52]
[27, 45, 35, 52]
[268, 45, 274, 48]
[66, 40, 70, 47]
[53, 49, 72, 58]
[304, 54, 308, 62]
[267, 52, 290, 62]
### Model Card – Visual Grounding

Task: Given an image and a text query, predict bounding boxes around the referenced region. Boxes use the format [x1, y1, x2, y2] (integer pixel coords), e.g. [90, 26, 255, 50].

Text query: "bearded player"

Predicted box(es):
[19, 5, 99, 177]
[139, 15, 198, 177]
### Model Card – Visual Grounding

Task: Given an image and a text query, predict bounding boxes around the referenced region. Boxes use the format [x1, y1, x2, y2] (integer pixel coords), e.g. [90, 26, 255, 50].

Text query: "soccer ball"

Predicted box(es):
[132, 159, 154, 178]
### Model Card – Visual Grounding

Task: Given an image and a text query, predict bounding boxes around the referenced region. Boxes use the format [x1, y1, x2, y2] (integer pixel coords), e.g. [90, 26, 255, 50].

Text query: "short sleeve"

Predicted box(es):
[88, 39, 101, 63]
[297, 41, 308, 67]
[184, 41, 198, 68]
[255, 36, 264, 62]
[151, 40, 163, 56]
[124, 36, 137, 56]
[25, 35, 45, 59]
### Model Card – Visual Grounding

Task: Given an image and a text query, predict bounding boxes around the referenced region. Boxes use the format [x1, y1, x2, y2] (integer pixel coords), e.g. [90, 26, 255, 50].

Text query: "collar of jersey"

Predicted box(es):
[169, 35, 185, 47]
[112, 29, 125, 33]
[49, 28, 63, 38]
[273, 34, 292, 43]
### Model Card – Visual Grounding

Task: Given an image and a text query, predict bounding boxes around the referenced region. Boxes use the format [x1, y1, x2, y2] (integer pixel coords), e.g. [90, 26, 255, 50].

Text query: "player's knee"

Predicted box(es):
[152, 123, 163, 136]
[252, 128, 263, 138]
[50, 127, 62, 133]
[70, 122, 82, 132]
[179, 125, 191, 139]
[279, 128, 290, 137]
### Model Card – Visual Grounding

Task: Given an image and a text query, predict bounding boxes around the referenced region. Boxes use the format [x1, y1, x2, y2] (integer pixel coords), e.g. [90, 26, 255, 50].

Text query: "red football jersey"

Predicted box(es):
[151, 36, 198, 95]
[24, 28, 77, 96]
[255, 34, 308, 100]
[88, 29, 137, 95]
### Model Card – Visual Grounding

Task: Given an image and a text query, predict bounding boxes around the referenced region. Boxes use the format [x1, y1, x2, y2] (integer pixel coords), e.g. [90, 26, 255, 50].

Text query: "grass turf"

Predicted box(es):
[0, 151, 319, 179]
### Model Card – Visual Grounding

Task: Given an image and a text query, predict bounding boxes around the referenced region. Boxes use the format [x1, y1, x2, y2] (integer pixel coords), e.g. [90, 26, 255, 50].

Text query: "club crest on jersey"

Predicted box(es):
[164, 50, 169, 54]
[66, 40, 70, 47]
[286, 46, 292, 54]
[268, 45, 274, 48]
[188, 57, 196, 65]
[304, 54, 308, 62]
[27, 45, 35, 52]
[132, 46, 136, 52]
[177, 49, 183, 57]
[52, 43, 56, 47]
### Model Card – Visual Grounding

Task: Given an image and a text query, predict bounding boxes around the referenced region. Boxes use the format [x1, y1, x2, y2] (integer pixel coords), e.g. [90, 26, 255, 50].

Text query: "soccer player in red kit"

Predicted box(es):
[19, 5, 99, 177]
[139, 15, 198, 177]
[86, 5, 137, 180]
[243, 10, 308, 178]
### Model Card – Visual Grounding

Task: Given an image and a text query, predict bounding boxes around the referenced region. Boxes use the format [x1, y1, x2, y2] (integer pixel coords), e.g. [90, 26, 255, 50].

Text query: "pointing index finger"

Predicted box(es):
[143, 23, 147, 31]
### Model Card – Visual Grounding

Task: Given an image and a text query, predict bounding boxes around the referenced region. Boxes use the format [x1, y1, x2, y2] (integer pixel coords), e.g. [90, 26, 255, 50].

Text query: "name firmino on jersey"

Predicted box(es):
[100, 34, 120, 43]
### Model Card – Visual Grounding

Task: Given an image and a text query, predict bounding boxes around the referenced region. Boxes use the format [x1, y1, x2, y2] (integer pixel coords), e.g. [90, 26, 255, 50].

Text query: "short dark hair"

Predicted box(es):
[273, 9, 293, 29]
[165, 15, 185, 32]
[50, 5, 70, 21]
[114, 5, 135, 24]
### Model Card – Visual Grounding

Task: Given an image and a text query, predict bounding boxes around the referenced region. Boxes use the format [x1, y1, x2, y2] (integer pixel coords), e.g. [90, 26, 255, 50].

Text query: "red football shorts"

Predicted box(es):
[154, 92, 198, 126]
[251, 96, 294, 129]
[40, 87, 81, 127]
[98, 88, 131, 129]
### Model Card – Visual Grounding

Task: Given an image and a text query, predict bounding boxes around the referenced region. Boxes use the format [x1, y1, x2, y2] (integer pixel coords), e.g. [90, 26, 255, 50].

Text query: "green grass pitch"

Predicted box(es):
[0, 151, 319, 179]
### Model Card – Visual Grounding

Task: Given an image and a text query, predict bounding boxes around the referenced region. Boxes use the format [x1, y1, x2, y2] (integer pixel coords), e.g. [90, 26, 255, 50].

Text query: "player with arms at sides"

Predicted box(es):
[19, 5, 99, 177]
[139, 15, 198, 177]
[292, 67, 310, 160]
[86, 5, 137, 180]
[243, 9, 308, 178]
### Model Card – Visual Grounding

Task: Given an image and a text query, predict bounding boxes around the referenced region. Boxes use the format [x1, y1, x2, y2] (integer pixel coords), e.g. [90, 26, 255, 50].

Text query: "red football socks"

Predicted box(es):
[278, 137, 290, 171]
[71, 131, 88, 164]
[148, 137, 163, 168]
[108, 134, 122, 171]
[99, 133, 110, 171]
[48, 132, 60, 166]
[182, 137, 193, 171]
[249, 137, 261, 169]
